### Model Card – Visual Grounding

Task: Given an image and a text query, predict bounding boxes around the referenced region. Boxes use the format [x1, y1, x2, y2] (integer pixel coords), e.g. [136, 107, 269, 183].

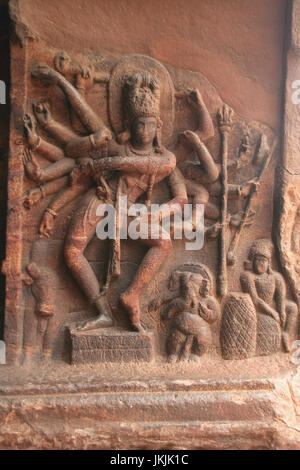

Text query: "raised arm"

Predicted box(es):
[32, 64, 103, 134]
[24, 113, 65, 161]
[33, 102, 78, 147]
[69, 67, 95, 134]
[186, 89, 214, 142]
[180, 131, 219, 184]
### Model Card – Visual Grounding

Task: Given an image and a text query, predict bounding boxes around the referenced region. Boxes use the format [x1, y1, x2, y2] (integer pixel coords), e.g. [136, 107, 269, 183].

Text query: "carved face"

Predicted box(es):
[183, 273, 209, 297]
[131, 117, 157, 146]
[253, 254, 269, 274]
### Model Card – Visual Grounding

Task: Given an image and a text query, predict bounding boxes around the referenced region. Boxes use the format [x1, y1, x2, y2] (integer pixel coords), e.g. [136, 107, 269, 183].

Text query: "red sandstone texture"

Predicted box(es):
[0, 0, 299, 450]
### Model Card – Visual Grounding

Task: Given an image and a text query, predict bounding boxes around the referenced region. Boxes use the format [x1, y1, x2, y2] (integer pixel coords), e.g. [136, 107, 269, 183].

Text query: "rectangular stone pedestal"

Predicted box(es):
[0, 362, 299, 449]
[69, 327, 154, 364]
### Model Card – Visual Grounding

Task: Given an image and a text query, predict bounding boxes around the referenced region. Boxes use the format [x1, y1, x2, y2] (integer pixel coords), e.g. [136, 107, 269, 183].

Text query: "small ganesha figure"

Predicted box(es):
[150, 263, 220, 363]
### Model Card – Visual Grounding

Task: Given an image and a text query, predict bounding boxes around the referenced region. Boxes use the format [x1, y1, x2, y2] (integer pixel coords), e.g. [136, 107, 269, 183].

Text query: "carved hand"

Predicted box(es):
[69, 158, 94, 185]
[205, 222, 222, 240]
[23, 187, 43, 210]
[54, 51, 71, 76]
[33, 102, 52, 128]
[96, 185, 107, 199]
[78, 158, 94, 172]
[269, 308, 280, 323]
[161, 303, 172, 319]
[39, 211, 55, 238]
[22, 149, 42, 183]
[198, 302, 209, 320]
[93, 127, 113, 148]
[22, 274, 34, 287]
[256, 298, 280, 323]
[179, 130, 202, 148]
[23, 114, 38, 147]
[75, 66, 94, 91]
[31, 64, 61, 85]
[186, 88, 204, 107]
[239, 177, 260, 197]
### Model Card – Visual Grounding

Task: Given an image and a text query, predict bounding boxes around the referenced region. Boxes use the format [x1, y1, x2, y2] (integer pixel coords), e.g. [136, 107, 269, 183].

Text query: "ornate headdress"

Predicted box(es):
[244, 239, 274, 273]
[122, 72, 160, 125]
[248, 239, 273, 261]
[117, 71, 163, 153]
[168, 262, 214, 294]
[109, 54, 175, 146]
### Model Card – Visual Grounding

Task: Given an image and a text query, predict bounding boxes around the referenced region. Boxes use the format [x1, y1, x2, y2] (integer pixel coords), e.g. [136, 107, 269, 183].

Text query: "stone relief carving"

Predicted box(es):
[220, 292, 257, 360]
[150, 263, 220, 363]
[22, 262, 56, 362]
[5, 41, 295, 366]
[221, 239, 299, 360]
[28, 62, 185, 338]
[275, 180, 300, 315]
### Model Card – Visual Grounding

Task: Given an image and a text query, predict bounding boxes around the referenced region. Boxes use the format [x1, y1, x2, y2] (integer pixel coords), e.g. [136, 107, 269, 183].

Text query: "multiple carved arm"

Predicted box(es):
[179, 131, 219, 184]
[178, 90, 219, 186]
[32, 64, 103, 134]
[181, 88, 214, 142]
[26, 62, 259, 250]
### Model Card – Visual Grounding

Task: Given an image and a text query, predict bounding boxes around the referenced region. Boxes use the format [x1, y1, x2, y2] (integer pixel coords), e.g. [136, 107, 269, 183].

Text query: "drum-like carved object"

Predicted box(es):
[256, 314, 281, 356]
[220, 293, 257, 360]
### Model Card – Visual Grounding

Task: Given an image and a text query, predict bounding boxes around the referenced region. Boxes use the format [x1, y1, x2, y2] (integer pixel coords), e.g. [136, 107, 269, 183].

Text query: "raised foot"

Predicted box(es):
[75, 313, 113, 332]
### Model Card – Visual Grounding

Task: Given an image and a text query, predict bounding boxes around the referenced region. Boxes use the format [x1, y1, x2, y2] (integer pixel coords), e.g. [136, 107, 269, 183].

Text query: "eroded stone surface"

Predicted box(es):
[70, 327, 154, 364]
[1, 0, 300, 450]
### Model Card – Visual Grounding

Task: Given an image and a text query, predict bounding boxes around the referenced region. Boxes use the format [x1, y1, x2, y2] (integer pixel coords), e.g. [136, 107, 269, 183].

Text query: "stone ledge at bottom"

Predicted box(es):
[0, 375, 299, 449]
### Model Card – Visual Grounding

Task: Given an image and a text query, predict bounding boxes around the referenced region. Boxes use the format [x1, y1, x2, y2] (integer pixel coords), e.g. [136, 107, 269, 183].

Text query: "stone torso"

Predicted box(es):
[254, 273, 276, 305]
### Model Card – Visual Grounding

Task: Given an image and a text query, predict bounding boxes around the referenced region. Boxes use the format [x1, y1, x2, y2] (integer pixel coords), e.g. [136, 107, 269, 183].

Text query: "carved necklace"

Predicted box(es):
[128, 144, 153, 156]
